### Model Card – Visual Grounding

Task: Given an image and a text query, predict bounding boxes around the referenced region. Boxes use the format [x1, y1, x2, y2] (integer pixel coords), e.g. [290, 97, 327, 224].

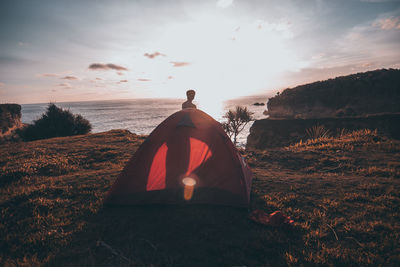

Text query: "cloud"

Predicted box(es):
[61, 75, 79, 80]
[90, 77, 103, 83]
[144, 51, 166, 59]
[39, 73, 58, 77]
[57, 83, 71, 88]
[116, 72, 124, 76]
[311, 53, 326, 61]
[216, 0, 233, 8]
[170, 61, 190, 67]
[0, 82, 4, 88]
[88, 63, 128, 71]
[137, 78, 151, 81]
[373, 17, 400, 30]
[360, 62, 375, 68]
[120, 80, 128, 82]
[312, 15, 400, 71]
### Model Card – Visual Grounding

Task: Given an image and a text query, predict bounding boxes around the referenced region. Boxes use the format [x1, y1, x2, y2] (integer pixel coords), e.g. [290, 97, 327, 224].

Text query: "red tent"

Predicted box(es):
[105, 109, 252, 207]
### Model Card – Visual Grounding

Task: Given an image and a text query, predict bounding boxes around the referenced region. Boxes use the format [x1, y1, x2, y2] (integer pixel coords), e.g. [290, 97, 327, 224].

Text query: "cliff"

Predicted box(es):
[0, 104, 22, 137]
[247, 113, 400, 149]
[266, 69, 400, 119]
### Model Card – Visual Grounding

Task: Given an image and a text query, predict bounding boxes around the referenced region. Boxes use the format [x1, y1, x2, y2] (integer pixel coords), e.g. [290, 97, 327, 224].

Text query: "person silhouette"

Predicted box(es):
[182, 89, 197, 109]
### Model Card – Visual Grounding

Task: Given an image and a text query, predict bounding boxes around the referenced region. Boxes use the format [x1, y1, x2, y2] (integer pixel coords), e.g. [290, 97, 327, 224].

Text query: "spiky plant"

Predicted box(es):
[306, 125, 331, 140]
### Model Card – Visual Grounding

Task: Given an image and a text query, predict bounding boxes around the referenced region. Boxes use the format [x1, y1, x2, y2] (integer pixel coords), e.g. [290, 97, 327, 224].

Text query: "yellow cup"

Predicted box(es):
[182, 177, 196, 201]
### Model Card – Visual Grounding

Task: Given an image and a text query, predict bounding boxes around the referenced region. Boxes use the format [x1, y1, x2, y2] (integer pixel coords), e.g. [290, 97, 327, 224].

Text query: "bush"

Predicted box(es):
[21, 104, 92, 141]
[221, 106, 254, 146]
[306, 125, 331, 140]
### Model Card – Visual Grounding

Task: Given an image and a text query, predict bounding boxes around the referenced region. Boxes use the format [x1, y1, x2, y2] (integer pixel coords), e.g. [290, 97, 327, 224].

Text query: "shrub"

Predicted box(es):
[221, 106, 254, 146]
[21, 104, 92, 141]
[306, 125, 331, 140]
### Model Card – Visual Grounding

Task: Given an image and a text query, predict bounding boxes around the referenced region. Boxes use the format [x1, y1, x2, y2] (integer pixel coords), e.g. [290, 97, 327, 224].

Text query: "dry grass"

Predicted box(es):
[287, 129, 400, 177]
[291, 129, 392, 151]
[1, 129, 400, 266]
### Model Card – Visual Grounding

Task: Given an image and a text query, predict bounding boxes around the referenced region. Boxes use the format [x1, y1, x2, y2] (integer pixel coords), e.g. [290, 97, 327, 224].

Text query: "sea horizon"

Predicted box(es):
[15, 93, 271, 105]
[21, 95, 270, 147]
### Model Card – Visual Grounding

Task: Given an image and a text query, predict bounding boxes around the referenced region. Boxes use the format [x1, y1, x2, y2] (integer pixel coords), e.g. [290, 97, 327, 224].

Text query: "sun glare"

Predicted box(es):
[143, 12, 305, 115]
[96, 11, 307, 116]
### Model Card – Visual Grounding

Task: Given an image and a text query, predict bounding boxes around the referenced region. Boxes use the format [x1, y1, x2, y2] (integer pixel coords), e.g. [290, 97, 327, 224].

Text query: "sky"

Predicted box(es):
[1, 0, 399, 105]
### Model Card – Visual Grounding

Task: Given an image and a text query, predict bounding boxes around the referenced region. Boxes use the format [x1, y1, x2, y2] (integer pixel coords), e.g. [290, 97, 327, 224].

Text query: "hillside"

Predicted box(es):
[247, 113, 400, 149]
[1, 130, 400, 266]
[266, 68, 400, 119]
[0, 104, 22, 137]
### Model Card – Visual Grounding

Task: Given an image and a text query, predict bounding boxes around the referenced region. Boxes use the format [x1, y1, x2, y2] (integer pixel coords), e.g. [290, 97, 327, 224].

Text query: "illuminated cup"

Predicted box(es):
[182, 177, 197, 201]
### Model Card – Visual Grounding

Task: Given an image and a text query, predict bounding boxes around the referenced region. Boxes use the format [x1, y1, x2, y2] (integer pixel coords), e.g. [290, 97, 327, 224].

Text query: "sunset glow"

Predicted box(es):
[1, 0, 399, 112]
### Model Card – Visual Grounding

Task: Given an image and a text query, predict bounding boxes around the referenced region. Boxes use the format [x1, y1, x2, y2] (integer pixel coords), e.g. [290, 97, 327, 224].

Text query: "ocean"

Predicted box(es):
[21, 96, 269, 147]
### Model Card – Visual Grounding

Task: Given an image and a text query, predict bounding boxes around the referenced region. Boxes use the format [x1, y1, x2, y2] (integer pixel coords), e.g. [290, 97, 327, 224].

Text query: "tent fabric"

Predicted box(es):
[105, 108, 253, 207]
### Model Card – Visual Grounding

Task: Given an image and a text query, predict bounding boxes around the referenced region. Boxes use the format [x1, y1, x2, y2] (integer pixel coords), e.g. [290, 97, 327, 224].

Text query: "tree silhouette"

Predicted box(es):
[222, 106, 254, 146]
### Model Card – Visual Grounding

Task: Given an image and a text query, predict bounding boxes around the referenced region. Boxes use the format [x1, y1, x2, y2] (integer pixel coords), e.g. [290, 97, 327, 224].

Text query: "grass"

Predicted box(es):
[287, 129, 400, 177]
[1, 129, 400, 266]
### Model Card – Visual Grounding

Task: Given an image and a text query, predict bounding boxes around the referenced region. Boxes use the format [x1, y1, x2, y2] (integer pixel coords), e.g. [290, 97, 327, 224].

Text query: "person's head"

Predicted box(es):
[186, 89, 195, 101]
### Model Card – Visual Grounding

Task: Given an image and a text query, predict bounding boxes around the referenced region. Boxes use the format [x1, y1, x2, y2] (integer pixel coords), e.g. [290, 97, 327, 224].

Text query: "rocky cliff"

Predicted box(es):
[247, 113, 400, 149]
[266, 69, 400, 119]
[0, 104, 22, 137]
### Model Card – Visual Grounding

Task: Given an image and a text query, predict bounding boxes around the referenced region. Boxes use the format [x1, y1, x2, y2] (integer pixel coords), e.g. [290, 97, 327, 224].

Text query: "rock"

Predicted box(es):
[253, 102, 265, 106]
[267, 69, 400, 119]
[246, 113, 400, 149]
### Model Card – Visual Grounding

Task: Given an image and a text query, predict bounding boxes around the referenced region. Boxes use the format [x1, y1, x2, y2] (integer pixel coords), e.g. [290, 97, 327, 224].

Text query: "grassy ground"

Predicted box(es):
[1, 129, 400, 266]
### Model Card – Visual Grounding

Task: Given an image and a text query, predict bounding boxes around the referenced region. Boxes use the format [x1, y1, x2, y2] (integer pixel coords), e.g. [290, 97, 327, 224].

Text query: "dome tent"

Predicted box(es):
[105, 109, 253, 207]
